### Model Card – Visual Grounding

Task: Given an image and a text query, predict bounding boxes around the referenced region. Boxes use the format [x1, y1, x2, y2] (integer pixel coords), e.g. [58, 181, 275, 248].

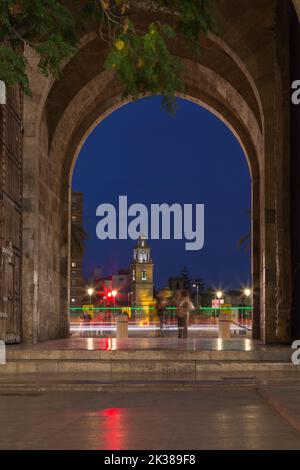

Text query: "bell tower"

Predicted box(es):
[131, 235, 154, 310]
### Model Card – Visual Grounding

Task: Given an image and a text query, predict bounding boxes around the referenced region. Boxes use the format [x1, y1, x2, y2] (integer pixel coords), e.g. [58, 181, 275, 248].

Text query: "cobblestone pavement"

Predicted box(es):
[0, 386, 300, 450]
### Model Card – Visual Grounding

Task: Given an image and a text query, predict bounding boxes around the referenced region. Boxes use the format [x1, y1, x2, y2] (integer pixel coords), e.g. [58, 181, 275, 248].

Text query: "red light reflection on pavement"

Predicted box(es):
[99, 408, 128, 450]
[104, 338, 117, 351]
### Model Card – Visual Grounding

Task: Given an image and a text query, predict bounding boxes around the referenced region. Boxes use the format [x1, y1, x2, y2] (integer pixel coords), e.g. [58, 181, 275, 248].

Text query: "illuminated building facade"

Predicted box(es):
[70, 192, 84, 308]
[131, 236, 154, 311]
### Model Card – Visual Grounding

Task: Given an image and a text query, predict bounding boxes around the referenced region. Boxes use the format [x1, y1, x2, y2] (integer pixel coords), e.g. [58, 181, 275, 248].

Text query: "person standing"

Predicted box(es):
[156, 295, 170, 337]
[177, 290, 195, 339]
[80, 311, 92, 338]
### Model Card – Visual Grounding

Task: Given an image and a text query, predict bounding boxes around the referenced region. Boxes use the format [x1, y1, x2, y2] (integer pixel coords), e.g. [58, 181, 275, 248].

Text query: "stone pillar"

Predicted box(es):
[21, 46, 50, 344]
[251, 176, 261, 340]
[261, 206, 277, 344]
[260, 0, 291, 345]
[261, 106, 278, 344]
[59, 185, 71, 339]
[273, 0, 292, 343]
[22, 128, 40, 345]
[251, 177, 261, 339]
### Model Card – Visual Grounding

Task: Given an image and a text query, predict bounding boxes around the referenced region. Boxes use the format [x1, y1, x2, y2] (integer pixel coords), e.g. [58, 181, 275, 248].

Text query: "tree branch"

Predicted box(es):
[3, 21, 33, 41]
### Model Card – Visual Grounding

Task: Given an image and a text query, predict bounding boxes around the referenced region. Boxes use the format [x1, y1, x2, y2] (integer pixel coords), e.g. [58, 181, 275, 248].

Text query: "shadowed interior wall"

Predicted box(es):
[290, 2, 300, 340]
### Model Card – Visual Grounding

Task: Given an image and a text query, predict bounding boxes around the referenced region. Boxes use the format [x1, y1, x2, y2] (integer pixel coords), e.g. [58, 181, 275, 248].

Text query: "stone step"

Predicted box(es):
[6, 347, 293, 362]
[0, 378, 259, 393]
[1, 375, 300, 394]
[2, 346, 298, 377]
[1, 360, 299, 376]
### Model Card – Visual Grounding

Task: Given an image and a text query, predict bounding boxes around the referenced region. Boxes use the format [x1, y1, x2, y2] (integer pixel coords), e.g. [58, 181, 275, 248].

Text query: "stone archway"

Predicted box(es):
[293, 0, 300, 20]
[50, 67, 262, 338]
[21, 0, 293, 345]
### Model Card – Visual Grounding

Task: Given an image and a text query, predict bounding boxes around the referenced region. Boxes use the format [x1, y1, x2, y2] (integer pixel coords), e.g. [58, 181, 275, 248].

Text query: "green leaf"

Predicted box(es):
[0, 0, 215, 110]
[0, 45, 30, 94]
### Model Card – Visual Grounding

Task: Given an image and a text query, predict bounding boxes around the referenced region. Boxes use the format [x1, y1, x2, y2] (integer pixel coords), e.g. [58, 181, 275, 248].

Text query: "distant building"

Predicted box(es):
[93, 275, 112, 292]
[168, 277, 185, 292]
[112, 269, 131, 304]
[92, 269, 131, 306]
[70, 192, 84, 307]
[93, 266, 103, 280]
[131, 236, 154, 309]
[113, 269, 130, 285]
[225, 290, 244, 306]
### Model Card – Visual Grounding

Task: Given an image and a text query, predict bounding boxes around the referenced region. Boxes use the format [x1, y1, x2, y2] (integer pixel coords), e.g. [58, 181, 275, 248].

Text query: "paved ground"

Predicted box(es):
[1, 338, 298, 449]
[0, 384, 300, 450]
[7, 337, 287, 352]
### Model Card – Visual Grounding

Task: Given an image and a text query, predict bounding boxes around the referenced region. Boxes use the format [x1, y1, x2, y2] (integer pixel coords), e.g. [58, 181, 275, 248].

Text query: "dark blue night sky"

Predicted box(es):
[72, 96, 251, 290]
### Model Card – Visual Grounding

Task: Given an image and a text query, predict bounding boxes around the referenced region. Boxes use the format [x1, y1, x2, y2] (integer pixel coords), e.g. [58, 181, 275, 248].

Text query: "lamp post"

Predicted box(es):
[112, 290, 117, 308]
[192, 283, 199, 310]
[244, 288, 251, 299]
[244, 288, 252, 322]
[216, 291, 223, 317]
[87, 288, 94, 305]
[216, 291, 223, 301]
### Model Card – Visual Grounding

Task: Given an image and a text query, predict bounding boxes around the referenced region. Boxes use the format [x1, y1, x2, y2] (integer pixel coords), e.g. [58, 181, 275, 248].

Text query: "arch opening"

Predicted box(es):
[68, 95, 256, 341]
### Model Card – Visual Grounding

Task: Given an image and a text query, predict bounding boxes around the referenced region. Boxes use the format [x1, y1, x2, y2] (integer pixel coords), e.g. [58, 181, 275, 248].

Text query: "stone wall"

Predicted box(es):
[37, 114, 62, 341]
[290, 2, 300, 340]
[19, 0, 296, 344]
[22, 107, 64, 343]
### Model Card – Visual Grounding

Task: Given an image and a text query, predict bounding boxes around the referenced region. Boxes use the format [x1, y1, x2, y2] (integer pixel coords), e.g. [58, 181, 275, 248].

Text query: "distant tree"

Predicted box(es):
[0, 0, 214, 112]
[180, 266, 191, 290]
[200, 287, 214, 307]
[193, 278, 206, 294]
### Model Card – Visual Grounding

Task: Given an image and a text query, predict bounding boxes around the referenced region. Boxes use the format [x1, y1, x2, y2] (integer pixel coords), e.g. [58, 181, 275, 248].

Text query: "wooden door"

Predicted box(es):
[0, 84, 23, 343]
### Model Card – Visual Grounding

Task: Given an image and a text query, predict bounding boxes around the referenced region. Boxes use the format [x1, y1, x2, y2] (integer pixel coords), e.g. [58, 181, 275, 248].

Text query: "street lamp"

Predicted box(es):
[112, 290, 117, 308]
[216, 291, 223, 317]
[244, 288, 251, 299]
[193, 283, 199, 310]
[243, 288, 252, 323]
[87, 288, 94, 304]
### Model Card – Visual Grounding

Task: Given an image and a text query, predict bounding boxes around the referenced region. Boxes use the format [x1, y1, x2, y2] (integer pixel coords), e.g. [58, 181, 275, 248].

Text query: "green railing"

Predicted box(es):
[69, 306, 253, 318]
